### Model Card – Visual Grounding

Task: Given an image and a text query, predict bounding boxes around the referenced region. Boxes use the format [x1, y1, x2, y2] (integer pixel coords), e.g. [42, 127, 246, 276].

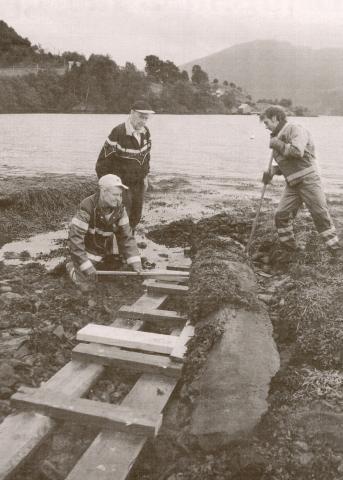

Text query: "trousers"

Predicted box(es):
[275, 173, 339, 250]
[123, 180, 146, 230]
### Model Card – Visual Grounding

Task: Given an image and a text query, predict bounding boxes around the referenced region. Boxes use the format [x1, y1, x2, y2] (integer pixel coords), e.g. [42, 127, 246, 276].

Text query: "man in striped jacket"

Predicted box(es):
[261, 106, 341, 256]
[95, 100, 155, 232]
[67, 174, 142, 288]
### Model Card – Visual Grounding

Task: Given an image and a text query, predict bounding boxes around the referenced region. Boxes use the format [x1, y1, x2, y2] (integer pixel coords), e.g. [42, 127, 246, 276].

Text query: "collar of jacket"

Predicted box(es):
[271, 119, 287, 138]
[94, 192, 124, 224]
[125, 118, 145, 136]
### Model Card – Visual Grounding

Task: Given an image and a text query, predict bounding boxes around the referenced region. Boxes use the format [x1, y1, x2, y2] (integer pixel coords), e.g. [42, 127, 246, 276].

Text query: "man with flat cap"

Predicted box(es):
[67, 174, 142, 289]
[95, 99, 155, 233]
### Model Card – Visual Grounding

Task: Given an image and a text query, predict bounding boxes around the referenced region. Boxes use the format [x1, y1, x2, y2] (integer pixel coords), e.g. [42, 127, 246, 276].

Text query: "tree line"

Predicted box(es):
[0, 53, 250, 114]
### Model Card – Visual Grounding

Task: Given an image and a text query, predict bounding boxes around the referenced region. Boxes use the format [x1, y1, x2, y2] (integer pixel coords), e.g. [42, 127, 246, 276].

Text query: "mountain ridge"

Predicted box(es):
[181, 39, 343, 114]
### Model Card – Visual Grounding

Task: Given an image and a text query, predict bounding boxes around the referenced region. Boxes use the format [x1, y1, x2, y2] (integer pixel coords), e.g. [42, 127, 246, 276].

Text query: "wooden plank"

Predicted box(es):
[0, 412, 55, 480]
[72, 343, 182, 378]
[133, 292, 168, 309]
[143, 280, 189, 295]
[166, 264, 191, 272]
[0, 293, 167, 480]
[97, 270, 189, 282]
[66, 374, 177, 480]
[118, 306, 187, 328]
[170, 322, 195, 362]
[77, 324, 177, 354]
[11, 388, 161, 438]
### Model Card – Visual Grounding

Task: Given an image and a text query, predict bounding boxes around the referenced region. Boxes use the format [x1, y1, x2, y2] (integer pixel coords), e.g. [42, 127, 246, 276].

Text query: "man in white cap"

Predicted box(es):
[67, 174, 142, 288]
[95, 99, 155, 232]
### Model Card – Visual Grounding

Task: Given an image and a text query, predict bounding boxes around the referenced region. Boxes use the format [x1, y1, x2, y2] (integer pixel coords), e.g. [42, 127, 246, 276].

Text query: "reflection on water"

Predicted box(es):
[0, 229, 68, 269]
[1, 114, 343, 192]
[0, 228, 189, 271]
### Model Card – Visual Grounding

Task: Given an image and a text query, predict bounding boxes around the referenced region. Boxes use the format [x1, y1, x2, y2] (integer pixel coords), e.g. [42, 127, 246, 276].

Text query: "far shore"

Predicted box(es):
[1, 172, 343, 249]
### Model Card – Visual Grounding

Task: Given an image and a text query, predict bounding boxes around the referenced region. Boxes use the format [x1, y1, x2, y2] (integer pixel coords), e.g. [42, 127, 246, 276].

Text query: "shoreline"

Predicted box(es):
[1, 171, 343, 246]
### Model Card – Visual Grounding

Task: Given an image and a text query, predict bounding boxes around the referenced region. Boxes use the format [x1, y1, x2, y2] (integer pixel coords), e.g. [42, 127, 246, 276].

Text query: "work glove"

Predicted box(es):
[131, 261, 142, 273]
[269, 137, 285, 154]
[84, 263, 97, 282]
[262, 170, 273, 185]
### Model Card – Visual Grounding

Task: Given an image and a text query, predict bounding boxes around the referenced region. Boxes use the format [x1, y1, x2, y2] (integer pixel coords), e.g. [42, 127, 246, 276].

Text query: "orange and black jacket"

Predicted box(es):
[68, 193, 140, 273]
[95, 123, 151, 185]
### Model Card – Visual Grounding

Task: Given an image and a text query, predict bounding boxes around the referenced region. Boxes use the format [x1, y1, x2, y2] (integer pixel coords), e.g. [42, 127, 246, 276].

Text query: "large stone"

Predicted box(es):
[189, 306, 280, 451]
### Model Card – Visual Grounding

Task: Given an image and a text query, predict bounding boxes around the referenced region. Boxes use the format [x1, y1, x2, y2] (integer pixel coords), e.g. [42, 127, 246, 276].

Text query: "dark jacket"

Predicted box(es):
[95, 122, 151, 185]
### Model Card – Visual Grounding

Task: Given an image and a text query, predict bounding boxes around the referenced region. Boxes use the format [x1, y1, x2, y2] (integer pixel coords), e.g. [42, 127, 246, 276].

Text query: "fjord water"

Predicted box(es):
[1, 113, 343, 191]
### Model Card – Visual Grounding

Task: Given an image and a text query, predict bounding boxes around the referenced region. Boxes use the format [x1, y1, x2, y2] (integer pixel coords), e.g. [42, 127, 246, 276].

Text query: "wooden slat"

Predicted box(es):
[170, 322, 195, 362]
[77, 324, 177, 354]
[72, 343, 182, 378]
[166, 264, 191, 272]
[129, 291, 168, 310]
[143, 279, 189, 295]
[0, 293, 168, 480]
[11, 388, 161, 438]
[118, 306, 187, 328]
[66, 374, 177, 480]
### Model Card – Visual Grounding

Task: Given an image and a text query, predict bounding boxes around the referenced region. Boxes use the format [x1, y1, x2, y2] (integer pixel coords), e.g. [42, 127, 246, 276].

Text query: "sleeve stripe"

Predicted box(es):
[86, 252, 103, 262]
[71, 217, 89, 230]
[95, 228, 113, 237]
[106, 138, 118, 146]
[80, 260, 93, 271]
[127, 256, 141, 265]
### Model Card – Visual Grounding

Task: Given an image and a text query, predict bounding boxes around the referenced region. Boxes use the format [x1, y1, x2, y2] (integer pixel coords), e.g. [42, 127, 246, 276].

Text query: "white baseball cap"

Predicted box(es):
[98, 174, 128, 190]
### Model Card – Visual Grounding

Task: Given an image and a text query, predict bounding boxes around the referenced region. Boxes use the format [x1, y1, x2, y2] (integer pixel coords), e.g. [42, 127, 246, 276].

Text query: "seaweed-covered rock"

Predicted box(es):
[187, 236, 258, 322]
[183, 234, 280, 450]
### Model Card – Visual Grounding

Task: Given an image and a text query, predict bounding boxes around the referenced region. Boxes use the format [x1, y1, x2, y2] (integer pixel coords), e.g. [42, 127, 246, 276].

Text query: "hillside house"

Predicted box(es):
[238, 103, 252, 114]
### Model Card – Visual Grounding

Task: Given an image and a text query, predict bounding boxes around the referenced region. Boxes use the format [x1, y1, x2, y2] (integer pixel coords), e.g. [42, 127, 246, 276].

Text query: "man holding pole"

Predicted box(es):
[260, 106, 341, 258]
[66, 174, 142, 289]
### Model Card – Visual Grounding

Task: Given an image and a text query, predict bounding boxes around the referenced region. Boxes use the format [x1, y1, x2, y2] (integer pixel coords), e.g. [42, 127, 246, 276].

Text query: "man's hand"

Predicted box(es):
[269, 137, 285, 153]
[84, 264, 97, 281]
[262, 170, 273, 185]
[131, 261, 142, 273]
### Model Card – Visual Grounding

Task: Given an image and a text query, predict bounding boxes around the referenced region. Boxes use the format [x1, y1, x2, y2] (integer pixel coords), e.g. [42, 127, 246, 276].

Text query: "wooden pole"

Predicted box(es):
[97, 270, 189, 279]
[246, 151, 274, 255]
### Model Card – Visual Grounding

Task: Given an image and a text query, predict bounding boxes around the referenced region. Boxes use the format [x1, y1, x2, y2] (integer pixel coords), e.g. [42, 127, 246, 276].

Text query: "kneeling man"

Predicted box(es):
[67, 174, 142, 287]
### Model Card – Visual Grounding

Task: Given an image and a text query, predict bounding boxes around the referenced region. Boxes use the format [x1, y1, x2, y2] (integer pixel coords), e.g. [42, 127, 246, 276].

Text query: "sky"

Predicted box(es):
[2, 0, 343, 68]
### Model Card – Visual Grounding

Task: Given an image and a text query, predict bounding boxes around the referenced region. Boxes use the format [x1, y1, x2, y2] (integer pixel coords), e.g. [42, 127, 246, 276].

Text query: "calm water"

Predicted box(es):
[1, 114, 343, 189]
